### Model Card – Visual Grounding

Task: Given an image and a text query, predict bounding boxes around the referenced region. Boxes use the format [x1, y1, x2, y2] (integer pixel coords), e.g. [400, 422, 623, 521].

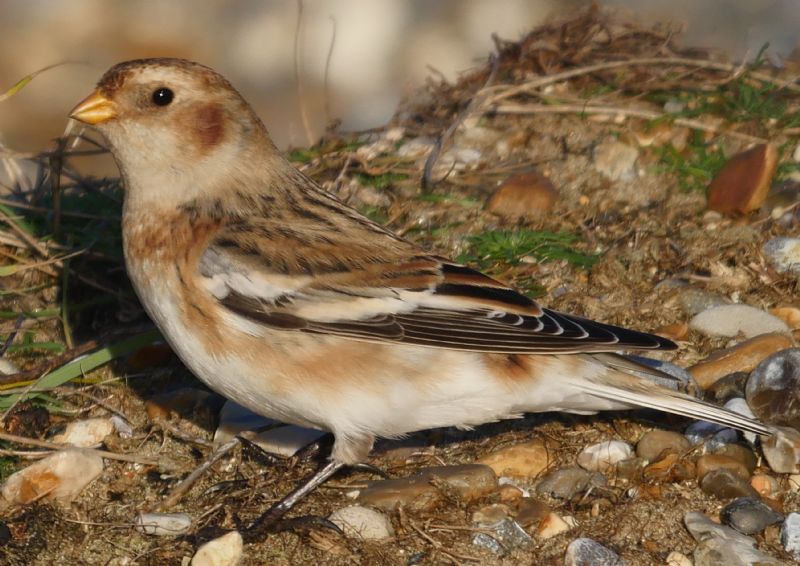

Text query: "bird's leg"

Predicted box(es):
[243, 459, 345, 540]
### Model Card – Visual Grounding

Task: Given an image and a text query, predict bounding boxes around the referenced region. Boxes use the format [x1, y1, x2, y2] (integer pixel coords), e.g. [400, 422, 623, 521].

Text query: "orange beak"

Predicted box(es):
[69, 90, 117, 125]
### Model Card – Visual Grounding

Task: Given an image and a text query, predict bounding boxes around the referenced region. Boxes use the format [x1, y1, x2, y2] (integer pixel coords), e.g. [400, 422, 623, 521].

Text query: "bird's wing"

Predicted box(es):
[198, 211, 675, 355]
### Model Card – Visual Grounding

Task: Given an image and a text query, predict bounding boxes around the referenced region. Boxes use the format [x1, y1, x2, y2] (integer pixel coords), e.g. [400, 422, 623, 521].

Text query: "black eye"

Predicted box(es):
[151, 87, 174, 106]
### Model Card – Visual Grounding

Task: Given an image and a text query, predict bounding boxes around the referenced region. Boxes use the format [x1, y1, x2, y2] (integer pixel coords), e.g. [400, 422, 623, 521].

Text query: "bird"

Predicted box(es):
[69, 58, 772, 533]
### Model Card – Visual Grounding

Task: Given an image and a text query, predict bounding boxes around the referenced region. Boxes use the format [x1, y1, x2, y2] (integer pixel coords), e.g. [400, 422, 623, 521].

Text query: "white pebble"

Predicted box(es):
[191, 531, 243, 566]
[782, 513, 800, 559]
[135, 512, 193, 536]
[53, 418, 115, 447]
[577, 440, 633, 472]
[328, 505, 394, 540]
[2, 448, 103, 504]
[689, 304, 789, 338]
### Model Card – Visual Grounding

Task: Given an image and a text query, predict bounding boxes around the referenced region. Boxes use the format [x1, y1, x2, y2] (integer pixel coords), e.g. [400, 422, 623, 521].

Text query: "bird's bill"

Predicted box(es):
[69, 90, 117, 125]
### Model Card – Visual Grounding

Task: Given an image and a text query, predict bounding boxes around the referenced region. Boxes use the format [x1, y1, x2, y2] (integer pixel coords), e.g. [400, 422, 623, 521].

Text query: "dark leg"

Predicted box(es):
[243, 459, 345, 540]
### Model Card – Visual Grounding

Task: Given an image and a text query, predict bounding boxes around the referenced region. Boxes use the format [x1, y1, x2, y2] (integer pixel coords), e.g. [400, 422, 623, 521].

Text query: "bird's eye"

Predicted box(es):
[151, 88, 174, 106]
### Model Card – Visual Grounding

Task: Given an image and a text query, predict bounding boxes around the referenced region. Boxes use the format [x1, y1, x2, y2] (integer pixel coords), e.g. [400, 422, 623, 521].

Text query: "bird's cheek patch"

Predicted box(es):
[191, 103, 226, 151]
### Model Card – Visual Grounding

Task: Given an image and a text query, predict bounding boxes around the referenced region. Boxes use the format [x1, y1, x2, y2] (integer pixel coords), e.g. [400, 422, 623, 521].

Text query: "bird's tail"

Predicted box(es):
[577, 353, 773, 437]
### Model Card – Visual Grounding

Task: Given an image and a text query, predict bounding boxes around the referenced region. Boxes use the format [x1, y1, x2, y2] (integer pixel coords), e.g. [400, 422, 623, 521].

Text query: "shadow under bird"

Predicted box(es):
[69, 58, 773, 535]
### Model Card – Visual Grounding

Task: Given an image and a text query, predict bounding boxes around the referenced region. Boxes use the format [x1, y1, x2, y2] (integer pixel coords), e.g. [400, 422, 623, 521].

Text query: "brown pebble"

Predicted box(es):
[485, 171, 558, 221]
[770, 306, 800, 330]
[751, 474, 779, 497]
[497, 484, 524, 503]
[477, 439, 551, 480]
[713, 444, 757, 474]
[472, 503, 510, 525]
[514, 498, 551, 528]
[643, 453, 694, 482]
[700, 468, 759, 499]
[688, 333, 795, 390]
[696, 454, 751, 482]
[654, 323, 689, 341]
[707, 143, 778, 214]
[636, 430, 691, 462]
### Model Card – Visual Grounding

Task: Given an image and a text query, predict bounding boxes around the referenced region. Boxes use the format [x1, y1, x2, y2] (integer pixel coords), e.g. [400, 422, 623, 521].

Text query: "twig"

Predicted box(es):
[0, 338, 99, 386]
[0, 431, 165, 467]
[422, 53, 501, 192]
[156, 437, 240, 511]
[409, 520, 481, 564]
[293, 0, 314, 146]
[0, 315, 24, 357]
[491, 102, 767, 144]
[323, 16, 337, 126]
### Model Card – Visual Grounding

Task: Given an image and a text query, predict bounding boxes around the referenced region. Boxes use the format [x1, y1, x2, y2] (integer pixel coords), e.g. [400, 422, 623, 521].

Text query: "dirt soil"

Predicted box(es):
[1, 6, 799, 565]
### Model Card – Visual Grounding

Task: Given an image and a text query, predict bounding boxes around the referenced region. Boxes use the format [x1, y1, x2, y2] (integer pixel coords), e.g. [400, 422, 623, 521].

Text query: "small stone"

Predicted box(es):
[700, 468, 759, 499]
[655, 322, 689, 341]
[678, 288, 729, 317]
[328, 506, 394, 540]
[536, 467, 604, 500]
[750, 474, 779, 497]
[472, 504, 510, 526]
[689, 305, 789, 339]
[135, 512, 192, 536]
[685, 511, 782, 566]
[213, 401, 327, 457]
[477, 439, 551, 480]
[564, 537, 622, 566]
[472, 518, 532, 554]
[497, 484, 524, 503]
[688, 333, 794, 390]
[485, 171, 559, 221]
[625, 356, 695, 391]
[2, 449, 103, 504]
[665, 551, 692, 566]
[770, 306, 800, 330]
[704, 372, 749, 403]
[515, 498, 551, 528]
[782, 512, 800, 559]
[191, 531, 243, 566]
[745, 348, 800, 429]
[615, 457, 647, 481]
[52, 418, 114, 447]
[685, 420, 736, 446]
[723, 398, 758, 444]
[721, 497, 783, 535]
[537, 512, 574, 539]
[707, 143, 778, 215]
[357, 464, 496, 511]
[712, 444, 757, 474]
[643, 452, 694, 483]
[763, 237, 800, 276]
[577, 440, 633, 473]
[594, 140, 638, 181]
[636, 430, 691, 462]
[761, 426, 800, 473]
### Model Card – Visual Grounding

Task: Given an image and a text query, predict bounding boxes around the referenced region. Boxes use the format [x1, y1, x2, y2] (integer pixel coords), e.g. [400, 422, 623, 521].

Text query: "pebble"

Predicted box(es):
[763, 237, 800, 276]
[564, 538, 621, 566]
[706, 143, 777, 215]
[514, 498, 551, 528]
[190, 531, 243, 566]
[723, 398, 758, 444]
[700, 468, 759, 499]
[476, 439, 551, 480]
[535, 467, 604, 500]
[485, 171, 559, 221]
[685, 420, 737, 446]
[688, 333, 794, 390]
[2, 448, 103, 504]
[761, 426, 800, 473]
[110, 415, 134, 439]
[472, 504, 510, 525]
[770, 306, 800, 329]
[135, 512, 192, 536]
[576, 440, 633, 473]
[665, 551, 692, 566]
[472, 518, 532, 554]
[678, 288, 729, 317]
[643, 452, 694, 483]
[537, 512, 576, 539]
[684, 511, 782, 566]
[745, 348, 800, 429]
[721, 497, 783, 535]
[356, 464, 496, 511]
[689, 304, 789, 339]
[52, 418, 114, 447]
[782, 512, 800, 559]
[615, 457, 646, 481]
[750, 474, 779, 497]
[636, 430, 690, 462]
[594, 140, 638, 181]
[328, 505, 394, 540]
[712, 444, 758, 474]
[213, 401, 327, 457]
[654, 322, 689, 341]
[704, 372, 749, 403]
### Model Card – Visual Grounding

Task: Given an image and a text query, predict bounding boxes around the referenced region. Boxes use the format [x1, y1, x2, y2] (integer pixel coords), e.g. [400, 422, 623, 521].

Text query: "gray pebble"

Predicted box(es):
[564, 538, 622, 566]
[678, 288, 729, 317]
[721, 497, 783, 535]
[685, 511, 782, 566]
[745, 348, 800, 430]
[536, 467, 606, 500]
[700, 469, 759, 500]
[781, 512, 800, 559]
[763, 237, 800, 275]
